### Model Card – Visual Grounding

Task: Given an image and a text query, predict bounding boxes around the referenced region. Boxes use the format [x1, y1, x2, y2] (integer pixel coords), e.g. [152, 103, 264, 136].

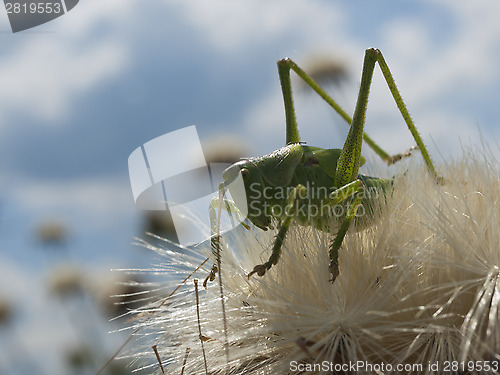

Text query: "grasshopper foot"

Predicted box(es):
[387, 146, 418, 165]
[248, 263, 270, 278]
[329, 262, 339, 283]
[203, 264, 218, 288]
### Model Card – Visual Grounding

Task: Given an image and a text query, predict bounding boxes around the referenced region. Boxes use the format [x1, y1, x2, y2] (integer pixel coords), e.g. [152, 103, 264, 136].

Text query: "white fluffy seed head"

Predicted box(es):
[124, 146, 500, 374]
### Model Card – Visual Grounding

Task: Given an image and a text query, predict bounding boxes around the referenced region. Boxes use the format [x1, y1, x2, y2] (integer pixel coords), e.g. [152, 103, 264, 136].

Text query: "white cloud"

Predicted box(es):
[236, 0, 500, 163]
[0, 40, 127, 124]
[10, 177, 135, 231]
[0, 0, 133, 128]
[174, 0, 347, 54]
[378, 0, 500, 105]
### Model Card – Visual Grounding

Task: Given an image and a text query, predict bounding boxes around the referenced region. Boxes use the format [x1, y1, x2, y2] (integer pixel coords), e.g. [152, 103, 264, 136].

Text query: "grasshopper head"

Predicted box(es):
[222, 160, 249, 185]
[222, 160, 271, 230]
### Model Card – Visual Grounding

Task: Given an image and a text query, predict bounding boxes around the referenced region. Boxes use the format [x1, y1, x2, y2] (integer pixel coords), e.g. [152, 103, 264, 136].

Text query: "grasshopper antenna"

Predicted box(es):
[216, 186, 231, 369]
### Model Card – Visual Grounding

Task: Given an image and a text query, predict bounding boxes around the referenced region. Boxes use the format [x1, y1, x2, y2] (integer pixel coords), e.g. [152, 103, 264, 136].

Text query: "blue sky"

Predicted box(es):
[1, 0, 500, 373]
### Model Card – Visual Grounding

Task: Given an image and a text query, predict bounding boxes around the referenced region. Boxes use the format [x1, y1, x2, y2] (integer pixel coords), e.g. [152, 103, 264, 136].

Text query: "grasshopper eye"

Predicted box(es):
[240, 168, 250, 181]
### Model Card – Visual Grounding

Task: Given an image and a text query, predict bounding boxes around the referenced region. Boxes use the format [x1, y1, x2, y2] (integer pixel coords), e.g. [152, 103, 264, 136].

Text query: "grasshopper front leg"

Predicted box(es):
[248, 184, 306, 278]
[203, 187, 248, 288]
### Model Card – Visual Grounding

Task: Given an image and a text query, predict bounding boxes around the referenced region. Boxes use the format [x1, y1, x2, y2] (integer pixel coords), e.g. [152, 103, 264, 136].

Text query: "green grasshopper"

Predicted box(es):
[208, 48, 440, 283]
